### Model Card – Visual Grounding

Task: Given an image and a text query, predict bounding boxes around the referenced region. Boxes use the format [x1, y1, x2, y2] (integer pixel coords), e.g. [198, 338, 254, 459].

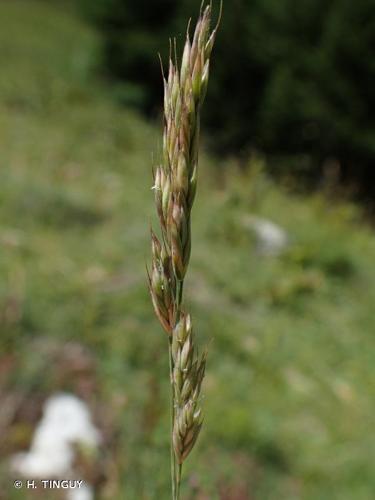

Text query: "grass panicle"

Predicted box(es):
[148, 3, 219, 498]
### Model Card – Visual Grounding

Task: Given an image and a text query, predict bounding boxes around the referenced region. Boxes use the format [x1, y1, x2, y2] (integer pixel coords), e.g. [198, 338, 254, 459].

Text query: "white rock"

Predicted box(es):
[40, 393, 100, 449]
[11, 442, 73, 478]
[11, 393, 100, 500]
[242, 215, 288, 256]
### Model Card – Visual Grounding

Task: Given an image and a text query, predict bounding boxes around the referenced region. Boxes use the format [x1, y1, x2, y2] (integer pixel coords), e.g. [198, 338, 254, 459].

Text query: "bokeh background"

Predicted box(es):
[0, 1, 374, 499]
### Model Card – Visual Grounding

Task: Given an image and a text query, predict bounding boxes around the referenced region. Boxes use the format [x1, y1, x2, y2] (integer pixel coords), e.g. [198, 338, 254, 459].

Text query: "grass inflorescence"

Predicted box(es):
[148, 4, 220, 498]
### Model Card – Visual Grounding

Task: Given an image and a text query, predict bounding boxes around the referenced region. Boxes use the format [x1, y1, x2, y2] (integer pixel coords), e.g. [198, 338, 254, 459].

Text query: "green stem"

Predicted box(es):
[175, 463, 182, 499]
[171, 279, 184, 499]
[178, 280, 184, 308]
[168, 342, 176, 500]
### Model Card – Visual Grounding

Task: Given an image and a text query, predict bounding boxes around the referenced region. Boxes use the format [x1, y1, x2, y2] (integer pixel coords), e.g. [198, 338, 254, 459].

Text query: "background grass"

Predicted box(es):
[0, 2, 374, 499]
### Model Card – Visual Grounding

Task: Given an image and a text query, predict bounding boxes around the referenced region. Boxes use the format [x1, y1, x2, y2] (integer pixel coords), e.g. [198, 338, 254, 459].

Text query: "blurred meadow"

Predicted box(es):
[0, 1, 374, 499]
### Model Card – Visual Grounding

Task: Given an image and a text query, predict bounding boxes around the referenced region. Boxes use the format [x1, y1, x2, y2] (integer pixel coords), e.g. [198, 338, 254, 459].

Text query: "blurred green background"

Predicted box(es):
[0, 1, 374, 499]
[79, 0, 375, 203]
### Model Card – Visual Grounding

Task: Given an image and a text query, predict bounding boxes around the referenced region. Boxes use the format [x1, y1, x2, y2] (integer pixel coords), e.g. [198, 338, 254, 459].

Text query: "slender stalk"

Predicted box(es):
[175, 463, 182, 499]
[173, 280, 183, 499]
[176, 280, 184, 314]
[168, 343, 176, 499]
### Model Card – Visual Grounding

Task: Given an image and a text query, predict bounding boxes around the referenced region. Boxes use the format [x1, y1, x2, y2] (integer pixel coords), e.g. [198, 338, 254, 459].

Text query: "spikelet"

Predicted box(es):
[171, 314, 206, 464]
